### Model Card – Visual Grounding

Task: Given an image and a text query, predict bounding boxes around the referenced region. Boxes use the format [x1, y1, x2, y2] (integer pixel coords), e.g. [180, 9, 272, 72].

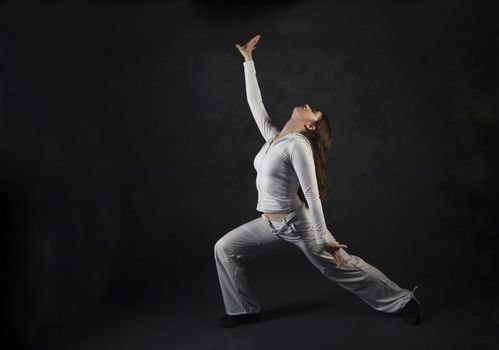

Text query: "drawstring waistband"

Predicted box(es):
[261, 204, 303, 235]
[269, 221, 296, 235]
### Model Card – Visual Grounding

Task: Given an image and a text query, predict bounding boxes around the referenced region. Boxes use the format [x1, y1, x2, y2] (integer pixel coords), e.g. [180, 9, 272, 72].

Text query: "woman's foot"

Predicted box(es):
[217, 312, 262, 328]
[401, 298, 421, 325]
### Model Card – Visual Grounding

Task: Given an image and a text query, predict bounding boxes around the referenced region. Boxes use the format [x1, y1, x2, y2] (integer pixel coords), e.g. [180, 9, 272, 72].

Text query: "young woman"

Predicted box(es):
[214, 34, 421, 328]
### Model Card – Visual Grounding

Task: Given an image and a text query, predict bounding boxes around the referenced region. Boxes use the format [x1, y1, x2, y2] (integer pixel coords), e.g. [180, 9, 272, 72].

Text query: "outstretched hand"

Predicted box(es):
[319, 241, 349, 268]
[235, 34, 261, 61]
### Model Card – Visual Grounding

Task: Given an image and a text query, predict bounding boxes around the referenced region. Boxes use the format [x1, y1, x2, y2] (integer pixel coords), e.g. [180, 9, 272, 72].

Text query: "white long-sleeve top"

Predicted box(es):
[243, 59, 337, 245]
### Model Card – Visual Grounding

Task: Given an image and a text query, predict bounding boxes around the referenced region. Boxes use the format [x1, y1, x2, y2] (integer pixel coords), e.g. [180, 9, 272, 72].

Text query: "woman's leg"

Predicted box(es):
[265, 204, 419, 314]
[214, 215, 281, 315]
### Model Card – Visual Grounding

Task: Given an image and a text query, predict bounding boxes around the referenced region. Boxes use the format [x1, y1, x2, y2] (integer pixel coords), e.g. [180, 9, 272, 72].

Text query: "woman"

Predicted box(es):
[214, 34, 421, 328]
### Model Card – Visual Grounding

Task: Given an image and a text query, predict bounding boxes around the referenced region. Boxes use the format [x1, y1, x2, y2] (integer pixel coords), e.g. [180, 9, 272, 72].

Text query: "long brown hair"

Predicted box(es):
[297, 112, 333, 205]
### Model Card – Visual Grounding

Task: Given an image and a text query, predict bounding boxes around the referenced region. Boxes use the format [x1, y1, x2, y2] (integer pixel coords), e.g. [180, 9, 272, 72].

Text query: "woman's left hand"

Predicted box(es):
[319, 241, 348, 268]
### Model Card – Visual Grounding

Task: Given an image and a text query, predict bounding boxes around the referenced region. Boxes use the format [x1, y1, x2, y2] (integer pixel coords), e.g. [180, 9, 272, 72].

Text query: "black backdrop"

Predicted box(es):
[0, 0, 498, 347]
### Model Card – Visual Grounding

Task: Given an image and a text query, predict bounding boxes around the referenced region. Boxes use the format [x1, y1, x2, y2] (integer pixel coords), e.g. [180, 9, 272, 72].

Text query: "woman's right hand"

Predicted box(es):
[319, 241, 349, 268]
[235, 34, 261, 62]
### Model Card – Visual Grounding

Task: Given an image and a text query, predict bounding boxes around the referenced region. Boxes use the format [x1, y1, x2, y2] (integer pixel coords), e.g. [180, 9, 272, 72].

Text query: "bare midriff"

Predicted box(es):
[263, 212, 290, 221]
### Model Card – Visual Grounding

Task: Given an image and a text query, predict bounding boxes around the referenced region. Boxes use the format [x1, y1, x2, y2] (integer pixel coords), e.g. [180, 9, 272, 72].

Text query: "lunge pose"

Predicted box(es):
[214, 34, 421, 328]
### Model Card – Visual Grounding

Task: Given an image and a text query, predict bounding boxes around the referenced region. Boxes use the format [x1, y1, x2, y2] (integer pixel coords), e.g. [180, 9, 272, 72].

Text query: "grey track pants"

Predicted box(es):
[214, 202, 420, 315]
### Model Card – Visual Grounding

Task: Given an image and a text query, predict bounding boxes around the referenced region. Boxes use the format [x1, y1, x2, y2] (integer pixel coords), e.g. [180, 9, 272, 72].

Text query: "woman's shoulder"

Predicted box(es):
[286, 132, 312, 153]
[288, 132, 310, 144]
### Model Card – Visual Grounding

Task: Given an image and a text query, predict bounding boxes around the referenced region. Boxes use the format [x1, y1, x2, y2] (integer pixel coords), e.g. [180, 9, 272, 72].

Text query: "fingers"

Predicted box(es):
[250, 36, 260, 49]
[339, 255, 347, 268]
[249, 34, 260, 42]
[235, 43, 247, 51]
[323, 247, 345, 268]
[238, 34, 261, 51]
[319, 241, 349, 268]
[325, 248, 346, 268]
[331, 243, 348, 250]
[235, 42, 253, 54]
[334, 252, 346, 268]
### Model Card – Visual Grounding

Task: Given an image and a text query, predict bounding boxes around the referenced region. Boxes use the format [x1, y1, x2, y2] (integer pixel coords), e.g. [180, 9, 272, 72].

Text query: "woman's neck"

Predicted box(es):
[277, 119, 304, 140]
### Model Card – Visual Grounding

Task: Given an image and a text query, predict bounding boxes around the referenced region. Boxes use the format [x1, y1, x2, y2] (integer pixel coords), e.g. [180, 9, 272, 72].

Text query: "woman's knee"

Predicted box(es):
[214, 235, 228, 258]
[214, 230, 240, 261]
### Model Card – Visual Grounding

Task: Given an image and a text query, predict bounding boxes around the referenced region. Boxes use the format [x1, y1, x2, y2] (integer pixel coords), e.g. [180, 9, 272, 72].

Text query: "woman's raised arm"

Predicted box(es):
[235, 35, 279, 142]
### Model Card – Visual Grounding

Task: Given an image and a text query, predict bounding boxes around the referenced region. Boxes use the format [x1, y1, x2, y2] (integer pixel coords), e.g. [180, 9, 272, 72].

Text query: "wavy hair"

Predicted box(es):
[297, 112, 333, 205]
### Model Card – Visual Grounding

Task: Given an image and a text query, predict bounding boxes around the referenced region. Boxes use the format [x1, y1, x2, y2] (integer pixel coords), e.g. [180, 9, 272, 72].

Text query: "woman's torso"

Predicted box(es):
[255, 132, 304, 219]
[263, 134, 289, 221]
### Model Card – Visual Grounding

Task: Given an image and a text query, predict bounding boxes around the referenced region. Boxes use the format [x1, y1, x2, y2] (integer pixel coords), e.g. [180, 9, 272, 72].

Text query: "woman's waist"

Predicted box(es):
[263, 212, 290, 221]
[261, 201, 306, 222]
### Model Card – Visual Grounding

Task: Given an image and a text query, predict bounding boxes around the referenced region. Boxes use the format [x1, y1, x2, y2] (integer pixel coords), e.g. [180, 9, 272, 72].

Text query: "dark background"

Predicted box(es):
[0, 0, 498, 349]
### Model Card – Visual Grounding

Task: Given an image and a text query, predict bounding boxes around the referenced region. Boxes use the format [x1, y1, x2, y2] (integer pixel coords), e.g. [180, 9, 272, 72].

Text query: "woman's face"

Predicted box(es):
[292, 104, 323, 128]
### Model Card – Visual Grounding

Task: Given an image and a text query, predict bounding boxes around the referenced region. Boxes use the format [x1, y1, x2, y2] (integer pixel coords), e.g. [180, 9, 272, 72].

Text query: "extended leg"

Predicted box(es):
[267, 204, 419, 314]
[296, 240, 416, 313]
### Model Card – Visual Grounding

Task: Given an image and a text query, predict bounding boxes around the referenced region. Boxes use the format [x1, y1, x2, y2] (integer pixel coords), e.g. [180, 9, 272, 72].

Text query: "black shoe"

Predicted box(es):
[217, 312, 262, 328]
[402, 298, 421, 325]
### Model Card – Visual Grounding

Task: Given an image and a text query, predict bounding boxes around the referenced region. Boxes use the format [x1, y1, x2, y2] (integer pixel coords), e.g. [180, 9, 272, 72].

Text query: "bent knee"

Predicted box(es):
[214, 237, 225, 256]
[214, 235, 235, 260]
[214, 234, 247, 262]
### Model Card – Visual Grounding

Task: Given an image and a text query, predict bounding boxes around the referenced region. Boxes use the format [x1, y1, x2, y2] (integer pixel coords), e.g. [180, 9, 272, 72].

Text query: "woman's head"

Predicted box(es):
[296, 104, 332, 150]
[295, 104, 333, 203]
[292, 104, 323, 131]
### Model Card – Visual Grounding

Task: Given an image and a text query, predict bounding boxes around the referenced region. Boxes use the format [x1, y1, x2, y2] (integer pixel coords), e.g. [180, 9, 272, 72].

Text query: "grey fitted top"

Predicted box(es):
[243, 59, 336, 245]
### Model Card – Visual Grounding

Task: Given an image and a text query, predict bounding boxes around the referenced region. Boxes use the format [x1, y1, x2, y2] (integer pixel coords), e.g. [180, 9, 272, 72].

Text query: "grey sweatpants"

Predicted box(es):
[214, 202, 420, 315]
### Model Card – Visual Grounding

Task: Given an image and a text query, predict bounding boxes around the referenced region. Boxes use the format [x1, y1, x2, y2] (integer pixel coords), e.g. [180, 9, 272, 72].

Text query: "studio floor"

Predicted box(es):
[48, 249, 499, 350]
